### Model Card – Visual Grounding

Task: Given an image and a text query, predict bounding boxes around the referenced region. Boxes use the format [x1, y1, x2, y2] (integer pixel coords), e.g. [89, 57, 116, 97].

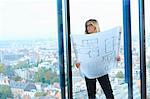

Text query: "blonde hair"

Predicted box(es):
[85, 19, 100, 34]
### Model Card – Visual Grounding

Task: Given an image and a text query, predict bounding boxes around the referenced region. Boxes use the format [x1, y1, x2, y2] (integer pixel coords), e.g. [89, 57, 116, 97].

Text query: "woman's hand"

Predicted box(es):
[116, 55, 121, 61]
[75, 59, 80, 68]
[75, 62, 80, 68]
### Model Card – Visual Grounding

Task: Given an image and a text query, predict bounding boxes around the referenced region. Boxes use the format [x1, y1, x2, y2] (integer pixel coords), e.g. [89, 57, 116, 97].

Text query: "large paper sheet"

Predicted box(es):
[71, 27, 121, 79]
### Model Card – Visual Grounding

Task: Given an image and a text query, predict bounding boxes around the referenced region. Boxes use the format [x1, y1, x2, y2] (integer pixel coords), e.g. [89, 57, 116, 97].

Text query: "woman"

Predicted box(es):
[76, 19, 120, 99]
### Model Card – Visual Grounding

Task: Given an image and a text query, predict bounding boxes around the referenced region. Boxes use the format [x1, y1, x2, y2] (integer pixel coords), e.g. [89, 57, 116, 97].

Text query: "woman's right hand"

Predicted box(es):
[116, 55, 121, 61]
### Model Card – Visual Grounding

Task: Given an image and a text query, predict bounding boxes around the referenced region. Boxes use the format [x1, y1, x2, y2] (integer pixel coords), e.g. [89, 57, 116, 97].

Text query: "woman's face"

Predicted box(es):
[86, 22, 96, 34]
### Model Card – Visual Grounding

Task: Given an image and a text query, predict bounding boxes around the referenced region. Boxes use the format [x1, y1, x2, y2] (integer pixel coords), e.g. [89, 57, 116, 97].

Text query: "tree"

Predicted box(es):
[33, 68, 58, 84]
[34, 92, 47, 97]
[13, 76, 22, 81]
[115, 71, 123, 78]
[45, 70, 51, 84]
[49, 71, 59, 84]
[34, 72, 40, 82]
[0, 63, 4, 73]
[4, 66, 14, 77]
[0, 85, 13, 99]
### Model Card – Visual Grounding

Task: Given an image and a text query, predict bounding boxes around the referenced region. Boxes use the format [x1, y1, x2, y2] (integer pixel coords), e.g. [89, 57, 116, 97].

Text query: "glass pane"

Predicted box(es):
[145, 0, 150, 98]
[70, 0, 128, 99]
[0, 0, 60, 98]
[130, 0, 141, 98]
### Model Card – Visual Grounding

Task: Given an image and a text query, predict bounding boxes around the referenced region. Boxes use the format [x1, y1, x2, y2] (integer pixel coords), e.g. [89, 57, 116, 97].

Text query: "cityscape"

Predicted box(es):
[0, 0, 150, 98]
[0, 39, 60, 98]
[0, 35, 150, 99]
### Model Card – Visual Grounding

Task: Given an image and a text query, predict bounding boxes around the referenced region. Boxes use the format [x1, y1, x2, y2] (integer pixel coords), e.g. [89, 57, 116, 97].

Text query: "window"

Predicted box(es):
[0, 0, 60, 98]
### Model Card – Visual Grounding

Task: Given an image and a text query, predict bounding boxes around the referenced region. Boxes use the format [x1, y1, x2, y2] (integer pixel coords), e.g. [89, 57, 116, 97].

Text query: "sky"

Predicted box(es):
[0, 0, 149, 41]
[70, 0, 123, 34]
[0, 0, 57, 40]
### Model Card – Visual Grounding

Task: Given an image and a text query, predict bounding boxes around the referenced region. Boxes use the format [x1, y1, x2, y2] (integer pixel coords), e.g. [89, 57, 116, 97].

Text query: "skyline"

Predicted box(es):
[0, 0, 150, 41]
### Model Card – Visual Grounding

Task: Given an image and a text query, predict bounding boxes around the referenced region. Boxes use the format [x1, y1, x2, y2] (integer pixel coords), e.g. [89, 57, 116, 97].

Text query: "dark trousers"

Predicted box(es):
[85, 74, 114, 99]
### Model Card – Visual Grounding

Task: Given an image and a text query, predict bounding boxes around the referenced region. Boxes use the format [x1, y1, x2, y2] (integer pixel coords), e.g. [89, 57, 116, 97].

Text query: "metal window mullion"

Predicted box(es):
[138, 0, 147, 98]
[64, 0, 73, 98]
[57, 0, 66, 99]
[123, 0, 133, 99]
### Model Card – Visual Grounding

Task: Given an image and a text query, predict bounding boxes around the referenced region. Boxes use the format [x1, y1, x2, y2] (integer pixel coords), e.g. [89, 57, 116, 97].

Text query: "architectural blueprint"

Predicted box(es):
[71, 27, 121, 79]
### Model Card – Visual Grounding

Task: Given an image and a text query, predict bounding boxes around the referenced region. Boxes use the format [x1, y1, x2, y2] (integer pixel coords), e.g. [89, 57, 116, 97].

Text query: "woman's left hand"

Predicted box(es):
[116, 55, 121, 61]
